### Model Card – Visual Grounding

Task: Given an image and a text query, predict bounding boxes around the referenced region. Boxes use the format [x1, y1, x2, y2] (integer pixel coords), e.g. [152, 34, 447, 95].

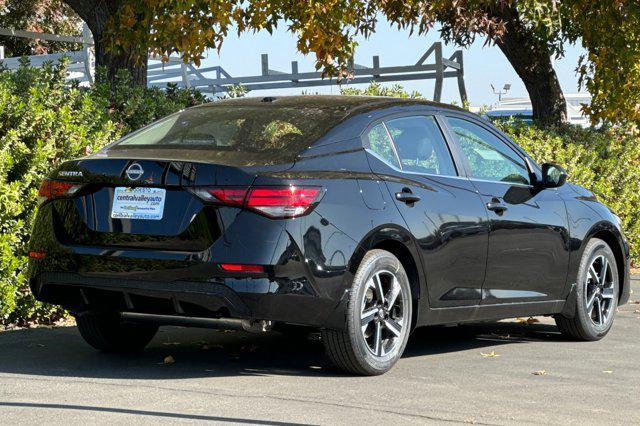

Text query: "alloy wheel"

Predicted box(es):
[360, 270, 407, 357]
[584, 255, 615, 327]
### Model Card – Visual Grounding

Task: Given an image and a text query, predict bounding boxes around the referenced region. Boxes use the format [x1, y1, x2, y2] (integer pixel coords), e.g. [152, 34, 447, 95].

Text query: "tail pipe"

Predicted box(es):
[120, 312, 272, 333]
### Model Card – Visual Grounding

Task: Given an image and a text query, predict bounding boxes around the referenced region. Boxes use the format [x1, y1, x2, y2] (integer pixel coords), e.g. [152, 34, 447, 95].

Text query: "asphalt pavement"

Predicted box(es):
[1, 276, 639, 425]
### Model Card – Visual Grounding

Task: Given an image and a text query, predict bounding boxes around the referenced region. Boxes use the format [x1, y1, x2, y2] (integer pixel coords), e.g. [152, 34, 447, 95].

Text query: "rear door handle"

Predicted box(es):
[395, 190, 421, 204]
[486, 200, 508, 213]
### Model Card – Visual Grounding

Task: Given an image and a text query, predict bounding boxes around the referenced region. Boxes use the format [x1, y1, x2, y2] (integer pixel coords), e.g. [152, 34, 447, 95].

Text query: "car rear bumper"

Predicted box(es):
[31, 271, 349, 330]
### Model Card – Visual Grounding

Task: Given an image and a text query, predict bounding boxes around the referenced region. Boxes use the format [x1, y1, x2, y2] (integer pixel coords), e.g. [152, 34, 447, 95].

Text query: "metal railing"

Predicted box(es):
[0, 24, 467, 103]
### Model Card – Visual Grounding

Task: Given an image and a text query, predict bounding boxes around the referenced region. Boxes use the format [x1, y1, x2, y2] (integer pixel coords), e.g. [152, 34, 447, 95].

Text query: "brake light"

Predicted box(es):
[220, 263, 264, 273]
[195, 185, 323, 219]
[246, 186, 322, 218]
[37, 179, 82, 206]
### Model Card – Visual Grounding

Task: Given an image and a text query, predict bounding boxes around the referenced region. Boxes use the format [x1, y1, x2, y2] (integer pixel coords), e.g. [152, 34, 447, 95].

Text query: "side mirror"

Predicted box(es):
[541, 163, 567, 188]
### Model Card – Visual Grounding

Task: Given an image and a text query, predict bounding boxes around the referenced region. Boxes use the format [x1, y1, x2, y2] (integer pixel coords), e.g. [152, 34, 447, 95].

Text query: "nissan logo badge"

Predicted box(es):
[126, 163, 144, 181]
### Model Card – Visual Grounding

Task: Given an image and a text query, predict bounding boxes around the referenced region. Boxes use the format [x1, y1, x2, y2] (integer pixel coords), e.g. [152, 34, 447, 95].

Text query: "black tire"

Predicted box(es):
[322, 249, 412, 375]
[555, 238, 619, 341]
[75, 312, 158, 352]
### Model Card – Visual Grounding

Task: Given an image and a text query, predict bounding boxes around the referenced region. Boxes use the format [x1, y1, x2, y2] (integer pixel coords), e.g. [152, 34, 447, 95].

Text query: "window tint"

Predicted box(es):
[385, 116, 456, 176]
[112, 105, 349, 166]
[447, 117, 530, 185]
[366, 123, 400, 168]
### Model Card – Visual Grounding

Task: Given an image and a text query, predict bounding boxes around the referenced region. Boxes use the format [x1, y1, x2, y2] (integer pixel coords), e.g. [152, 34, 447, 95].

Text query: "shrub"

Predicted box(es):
[0, 58, 207, 326]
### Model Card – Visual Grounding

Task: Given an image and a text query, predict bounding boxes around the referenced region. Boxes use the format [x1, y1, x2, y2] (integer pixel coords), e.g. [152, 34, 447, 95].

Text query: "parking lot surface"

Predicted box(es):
[1, 277, 639, 425]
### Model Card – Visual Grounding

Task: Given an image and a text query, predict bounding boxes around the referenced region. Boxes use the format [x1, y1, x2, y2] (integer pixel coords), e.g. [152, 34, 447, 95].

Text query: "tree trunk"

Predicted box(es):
[94, 38, 148, 86]
[63, 0, 147, 87]
[495, 7, 567, 125]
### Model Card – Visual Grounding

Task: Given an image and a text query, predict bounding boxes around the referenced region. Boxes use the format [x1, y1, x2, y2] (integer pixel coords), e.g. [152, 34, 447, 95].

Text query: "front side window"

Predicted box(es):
[385, 116, 457, 176]
[447, 117, 530, 185]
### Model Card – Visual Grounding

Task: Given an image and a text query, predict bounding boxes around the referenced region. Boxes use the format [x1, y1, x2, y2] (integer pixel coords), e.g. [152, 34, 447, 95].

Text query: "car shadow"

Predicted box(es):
[0, 320, 563, 379]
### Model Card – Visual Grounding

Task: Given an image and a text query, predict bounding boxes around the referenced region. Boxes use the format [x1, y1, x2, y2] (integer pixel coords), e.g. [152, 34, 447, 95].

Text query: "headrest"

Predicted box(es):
[394, 127, 434, 160]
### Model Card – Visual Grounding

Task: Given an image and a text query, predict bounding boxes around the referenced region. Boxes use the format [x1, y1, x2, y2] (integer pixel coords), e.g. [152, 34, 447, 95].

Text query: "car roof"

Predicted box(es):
[204, 95, 467, 117]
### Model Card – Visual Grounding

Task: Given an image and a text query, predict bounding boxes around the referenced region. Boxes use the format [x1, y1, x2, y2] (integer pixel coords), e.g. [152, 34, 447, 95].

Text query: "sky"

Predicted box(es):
[199, 20, 587, 107]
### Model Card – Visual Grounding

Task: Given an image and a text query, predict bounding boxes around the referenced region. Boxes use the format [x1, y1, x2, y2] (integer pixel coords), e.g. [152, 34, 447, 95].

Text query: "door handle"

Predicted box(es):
[395, 189, 421, 204]
[486, 200, 508, 213]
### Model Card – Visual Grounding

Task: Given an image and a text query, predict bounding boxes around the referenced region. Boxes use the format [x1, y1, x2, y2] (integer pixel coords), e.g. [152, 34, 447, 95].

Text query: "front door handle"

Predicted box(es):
[396, 189, 421, 204]
[486, 200, 508, 213]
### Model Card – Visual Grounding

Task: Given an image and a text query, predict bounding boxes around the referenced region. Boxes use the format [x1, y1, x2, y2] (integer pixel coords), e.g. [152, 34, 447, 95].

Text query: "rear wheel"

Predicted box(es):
[75, 312, 158, 352]
[322, 249, 412, 375]
[555, 238, 619, 341]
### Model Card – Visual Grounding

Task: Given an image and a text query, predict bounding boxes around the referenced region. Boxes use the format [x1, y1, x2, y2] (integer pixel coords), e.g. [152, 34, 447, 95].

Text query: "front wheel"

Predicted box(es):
[555, 238, 619, 341]
[322, 249, 412, 375]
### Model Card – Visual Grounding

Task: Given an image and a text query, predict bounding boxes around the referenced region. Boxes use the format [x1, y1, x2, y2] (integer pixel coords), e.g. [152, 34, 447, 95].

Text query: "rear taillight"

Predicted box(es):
[37, 179, 82, 206]
[194, 185, 323, 219]
[246, 186, 322, 218]
[206, 187, 248, 206]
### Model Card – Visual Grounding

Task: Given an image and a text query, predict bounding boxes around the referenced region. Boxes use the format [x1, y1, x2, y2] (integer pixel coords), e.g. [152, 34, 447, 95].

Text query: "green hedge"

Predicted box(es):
[0, 59, 206, 326]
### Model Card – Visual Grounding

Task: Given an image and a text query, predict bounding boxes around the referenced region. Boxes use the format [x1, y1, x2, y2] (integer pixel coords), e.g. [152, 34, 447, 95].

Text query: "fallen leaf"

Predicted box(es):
[480, 351, 500, 357]
[526, 317, 540, 324]
[602, 370, 613, 374]
[532, 370, 547, 376]
[629, 300, 640, 305]
[163, 355, 175, 364]
[488, 333, 512, 340]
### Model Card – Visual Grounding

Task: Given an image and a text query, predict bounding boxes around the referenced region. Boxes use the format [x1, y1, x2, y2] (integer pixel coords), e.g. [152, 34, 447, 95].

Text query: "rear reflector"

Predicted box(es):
[37, 179, 82, 206]
[195, 185, 323, 219]
[28, 251, 46, 259]
[220, 263, 264, 273]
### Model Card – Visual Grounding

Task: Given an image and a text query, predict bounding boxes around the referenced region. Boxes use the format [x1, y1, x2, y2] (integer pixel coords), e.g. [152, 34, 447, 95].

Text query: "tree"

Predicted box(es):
[108, 1, 573, 123]
[63, 1, 639, 126]
[62, 0, 149, 86]
[0, 0, 82, 57]
[568, 1, 640, 126]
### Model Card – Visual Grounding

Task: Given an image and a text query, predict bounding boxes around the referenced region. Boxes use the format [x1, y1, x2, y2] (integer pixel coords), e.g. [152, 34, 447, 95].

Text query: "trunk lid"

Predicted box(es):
[51, 156, 291, 252]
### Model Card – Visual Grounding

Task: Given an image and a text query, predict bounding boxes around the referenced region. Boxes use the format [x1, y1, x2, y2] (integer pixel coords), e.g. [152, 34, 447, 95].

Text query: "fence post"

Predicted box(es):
[82, 23, 94, 84]
[433, 42, 443, 103]
[181, 62, 190, 88]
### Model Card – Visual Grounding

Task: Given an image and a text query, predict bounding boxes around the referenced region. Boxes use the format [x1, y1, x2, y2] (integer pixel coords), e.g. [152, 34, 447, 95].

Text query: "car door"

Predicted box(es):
[442, 115, 570, 304]
[364, 113, 490, 308]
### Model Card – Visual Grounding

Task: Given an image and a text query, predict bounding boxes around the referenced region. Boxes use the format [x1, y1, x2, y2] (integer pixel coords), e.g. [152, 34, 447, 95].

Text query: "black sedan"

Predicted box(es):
[28, 96, 631, 375]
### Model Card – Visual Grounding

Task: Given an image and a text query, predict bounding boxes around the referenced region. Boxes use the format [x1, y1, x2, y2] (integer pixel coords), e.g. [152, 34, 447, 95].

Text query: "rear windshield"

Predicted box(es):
[111, 104, 347, 164]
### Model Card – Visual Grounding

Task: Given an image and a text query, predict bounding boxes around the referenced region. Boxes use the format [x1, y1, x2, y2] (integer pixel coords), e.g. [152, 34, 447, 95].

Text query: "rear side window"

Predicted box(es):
[365, 123, 400, 168]
[385, 116, 457, 176]
[111, 105, 347, 165]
